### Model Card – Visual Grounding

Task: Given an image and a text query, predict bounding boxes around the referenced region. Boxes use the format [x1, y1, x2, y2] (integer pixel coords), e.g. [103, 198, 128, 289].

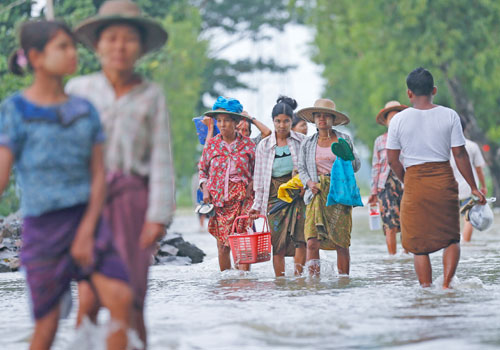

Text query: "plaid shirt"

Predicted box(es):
[66, 72, 175, 225]
[251, 131, 305, 214]
[370, 133, 392, 194]
[298, 129, 360, 205]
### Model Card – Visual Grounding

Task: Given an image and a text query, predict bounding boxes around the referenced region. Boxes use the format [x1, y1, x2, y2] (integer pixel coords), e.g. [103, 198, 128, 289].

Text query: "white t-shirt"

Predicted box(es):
[386, 106, 466, 168]
[450, 139, 486, 199]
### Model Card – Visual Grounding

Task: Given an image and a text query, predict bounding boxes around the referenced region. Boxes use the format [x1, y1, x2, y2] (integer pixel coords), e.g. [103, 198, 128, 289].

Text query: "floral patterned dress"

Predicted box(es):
[199, 133, 255, 246]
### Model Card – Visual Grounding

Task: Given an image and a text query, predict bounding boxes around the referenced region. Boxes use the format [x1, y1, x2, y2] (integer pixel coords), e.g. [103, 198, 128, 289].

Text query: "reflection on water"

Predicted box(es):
[0, 209, 499, 349]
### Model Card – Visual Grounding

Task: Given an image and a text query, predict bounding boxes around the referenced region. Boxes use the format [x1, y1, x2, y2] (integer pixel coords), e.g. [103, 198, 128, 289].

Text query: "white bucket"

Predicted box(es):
[368, 204, 381, 231]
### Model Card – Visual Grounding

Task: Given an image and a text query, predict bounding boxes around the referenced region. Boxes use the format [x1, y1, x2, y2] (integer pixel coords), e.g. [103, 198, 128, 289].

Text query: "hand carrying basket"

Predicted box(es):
[228, 215, 272, 264]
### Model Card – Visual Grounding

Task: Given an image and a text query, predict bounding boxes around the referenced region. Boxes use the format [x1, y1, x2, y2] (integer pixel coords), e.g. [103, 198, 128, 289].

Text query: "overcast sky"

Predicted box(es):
[211, 24, 325, 134]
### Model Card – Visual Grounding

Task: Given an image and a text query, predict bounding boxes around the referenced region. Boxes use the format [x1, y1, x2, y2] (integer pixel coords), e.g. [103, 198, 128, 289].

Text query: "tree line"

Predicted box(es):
[302, 0, 500, 202]
[1, 0, 498, 211]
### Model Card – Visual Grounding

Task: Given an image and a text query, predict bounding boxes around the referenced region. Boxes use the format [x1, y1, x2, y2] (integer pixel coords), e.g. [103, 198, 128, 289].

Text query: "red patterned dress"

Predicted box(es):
[199, 133, 255, 246]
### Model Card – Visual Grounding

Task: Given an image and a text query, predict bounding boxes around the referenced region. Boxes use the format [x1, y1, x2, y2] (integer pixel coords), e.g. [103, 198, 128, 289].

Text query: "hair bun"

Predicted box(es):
[8, 50, 26, 76]
[276, 95, 298, 110]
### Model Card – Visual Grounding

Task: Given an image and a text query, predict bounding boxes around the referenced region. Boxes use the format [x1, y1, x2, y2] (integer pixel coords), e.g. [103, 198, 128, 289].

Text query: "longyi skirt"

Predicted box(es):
[378, 171, 403, 233]
[401, 161, 460, 254]
[22, 204, 128, 320]
[105, 172, 151, 309]
[267, 174, 306, 256]
[304, 175, 352, 250]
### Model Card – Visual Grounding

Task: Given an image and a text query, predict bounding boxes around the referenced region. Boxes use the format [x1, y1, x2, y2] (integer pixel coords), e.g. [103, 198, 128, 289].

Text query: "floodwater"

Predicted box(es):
[1, 208, 500, 350]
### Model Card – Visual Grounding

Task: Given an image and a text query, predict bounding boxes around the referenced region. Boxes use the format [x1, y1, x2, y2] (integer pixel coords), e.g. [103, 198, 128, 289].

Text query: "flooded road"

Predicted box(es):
[1, 208, 500, 349]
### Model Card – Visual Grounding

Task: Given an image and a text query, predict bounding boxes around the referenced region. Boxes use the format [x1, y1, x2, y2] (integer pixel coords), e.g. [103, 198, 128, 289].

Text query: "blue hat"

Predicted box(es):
[203, 96, 249, 121]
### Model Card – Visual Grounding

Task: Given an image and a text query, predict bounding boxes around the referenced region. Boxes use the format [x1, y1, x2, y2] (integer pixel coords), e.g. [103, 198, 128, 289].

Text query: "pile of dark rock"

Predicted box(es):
[0, 214, 205, 273]
[154, 232, 206, 265]
[0, 213, 22, 272]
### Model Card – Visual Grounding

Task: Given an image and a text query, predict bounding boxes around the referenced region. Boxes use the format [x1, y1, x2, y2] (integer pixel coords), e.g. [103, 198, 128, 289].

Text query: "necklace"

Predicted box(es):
[318, 130, 331, 140]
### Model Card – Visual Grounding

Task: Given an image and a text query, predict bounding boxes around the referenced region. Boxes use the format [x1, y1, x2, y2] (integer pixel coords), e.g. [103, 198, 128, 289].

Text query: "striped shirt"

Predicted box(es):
[252, 131, 304, 214]
[66, 72, 175, 225]
[297, 129, 360, 205]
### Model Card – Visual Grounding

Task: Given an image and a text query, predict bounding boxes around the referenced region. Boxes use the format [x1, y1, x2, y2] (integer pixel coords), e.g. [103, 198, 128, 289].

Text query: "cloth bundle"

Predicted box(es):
[268, 175, 304, 215]
[327, 138, 363, 207]
[193, 116, 219, 145]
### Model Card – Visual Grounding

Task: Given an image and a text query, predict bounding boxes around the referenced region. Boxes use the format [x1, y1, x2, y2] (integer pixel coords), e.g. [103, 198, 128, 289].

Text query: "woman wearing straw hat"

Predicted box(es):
[65, 0, 174, 345]
[297, 99, 360, 276]
[368, 101, 408, 255]
[198, 96, 256, 271]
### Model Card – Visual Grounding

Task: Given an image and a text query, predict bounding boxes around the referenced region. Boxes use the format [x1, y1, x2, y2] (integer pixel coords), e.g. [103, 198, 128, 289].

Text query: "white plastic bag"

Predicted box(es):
[468, 198, 496, 231]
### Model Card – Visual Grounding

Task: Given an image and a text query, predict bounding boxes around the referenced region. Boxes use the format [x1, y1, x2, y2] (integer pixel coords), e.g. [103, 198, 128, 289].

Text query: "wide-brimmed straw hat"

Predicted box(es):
[297, 98, 350, 126]
[375, 101, 408, 126]
[75, 0, 168, 54]
[203, 109, 249, 121]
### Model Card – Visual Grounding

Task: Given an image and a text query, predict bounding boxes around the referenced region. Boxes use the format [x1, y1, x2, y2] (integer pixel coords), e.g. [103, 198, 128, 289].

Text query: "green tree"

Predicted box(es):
[0, 174, 20, 216]
[306, 0, 500, 201]
[0, 0, 33, 100]
[0, 0, 34, 215]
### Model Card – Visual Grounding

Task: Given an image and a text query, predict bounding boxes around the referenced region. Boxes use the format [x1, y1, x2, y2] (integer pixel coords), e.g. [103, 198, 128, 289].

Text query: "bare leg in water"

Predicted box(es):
[462, 219, 474, 242]
[414, 243, 460, 289]
[91, 273, 132, 350]
[385, 227, 398, 255]
[272, 242, 306, 277]
[336, 245, 350, 275]
[294, 243, 306, 275]
[306, 238, 320, 276]
[217, 241, 232, 271]
[76, 277, 133, 349]
[442, 243, 460, 289]
[30, 304, 60, 350]
[217, 241, 250, 271]
[76, 281, 99, 326]
[74, 274, 132, 350]
[414, 254, 432, 287]
[273, 250, 286, 277]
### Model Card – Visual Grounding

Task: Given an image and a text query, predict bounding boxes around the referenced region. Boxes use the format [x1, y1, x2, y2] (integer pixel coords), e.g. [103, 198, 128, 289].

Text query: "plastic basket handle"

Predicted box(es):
[231, 215, 269, 234]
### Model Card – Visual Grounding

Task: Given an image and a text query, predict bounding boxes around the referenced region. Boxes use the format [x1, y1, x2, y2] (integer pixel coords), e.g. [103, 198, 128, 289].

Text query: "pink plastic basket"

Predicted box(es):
[228, 215, 272, 264]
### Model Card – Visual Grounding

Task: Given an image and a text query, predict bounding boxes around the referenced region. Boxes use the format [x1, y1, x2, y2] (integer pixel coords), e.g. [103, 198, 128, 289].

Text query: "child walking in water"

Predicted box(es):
[0, 21, 132, 349]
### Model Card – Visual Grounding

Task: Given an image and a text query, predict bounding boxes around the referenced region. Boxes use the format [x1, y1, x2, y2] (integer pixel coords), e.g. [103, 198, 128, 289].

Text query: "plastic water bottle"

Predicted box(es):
[368, 204, 381, 231]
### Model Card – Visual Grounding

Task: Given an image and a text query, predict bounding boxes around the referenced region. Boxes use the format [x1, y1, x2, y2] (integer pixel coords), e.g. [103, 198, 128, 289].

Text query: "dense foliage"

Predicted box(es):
[305, 0, 500, 199]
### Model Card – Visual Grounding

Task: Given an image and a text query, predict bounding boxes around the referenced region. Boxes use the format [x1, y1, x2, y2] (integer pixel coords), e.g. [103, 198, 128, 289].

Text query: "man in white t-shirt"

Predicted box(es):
[386, 67, 486, 289]
[449, 124, 487, 242]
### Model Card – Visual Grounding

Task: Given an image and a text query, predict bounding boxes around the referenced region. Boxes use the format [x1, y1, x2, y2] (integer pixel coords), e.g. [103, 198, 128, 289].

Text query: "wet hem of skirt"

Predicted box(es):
[382, 225, 401, 235]
[305, 236, 350, 250]
[33, 286, 68, 320]
[410, 239, 460, 255]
